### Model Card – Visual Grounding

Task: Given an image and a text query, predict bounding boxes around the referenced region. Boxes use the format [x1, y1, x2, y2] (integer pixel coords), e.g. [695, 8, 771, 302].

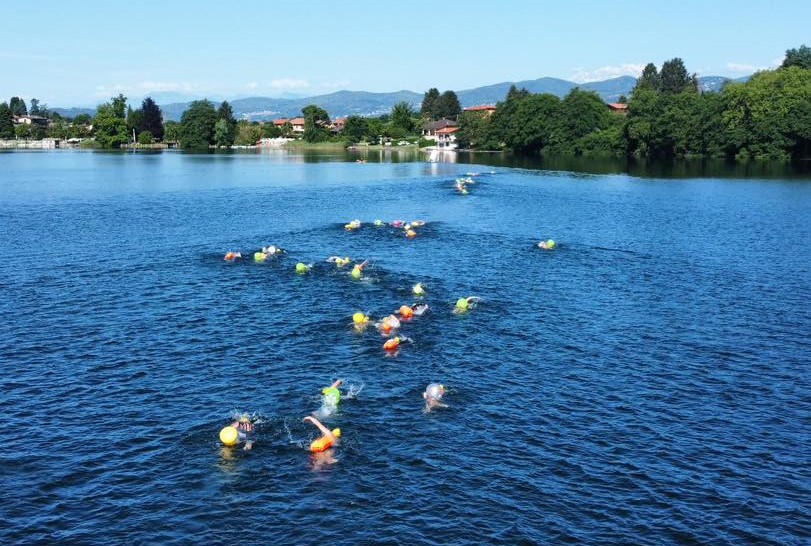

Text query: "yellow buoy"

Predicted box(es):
[219, 426, 238, 446]
[353, 312, 368, 325]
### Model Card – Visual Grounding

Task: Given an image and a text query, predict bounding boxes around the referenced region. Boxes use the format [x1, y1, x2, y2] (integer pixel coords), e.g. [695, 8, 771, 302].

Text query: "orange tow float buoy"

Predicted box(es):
[383, 337, 401, 351]
[399, 305, 414, 319]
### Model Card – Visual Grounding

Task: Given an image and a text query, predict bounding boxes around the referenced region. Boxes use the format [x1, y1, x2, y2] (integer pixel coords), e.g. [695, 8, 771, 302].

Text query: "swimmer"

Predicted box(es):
[383, 335, 412, 352]
[344, 219, 361, 231]
[412, 283, 426, 297]
[405, 228, 417, 239]
[376, 314, 401, 335]
[221, 414, 254, 450]
[351, 260, 368, 280]
[411, 220, 426, 227]
[262, 245, 284, 255]
[224, 251, 242, 262]
[303, 415, 341, 462]
[319, 379, 342, 416]
[538, 239, 556, 250]
[454, 296, 481, 313]
[295, 262, 312, 274]
[398, 303, 428, 319]
[352, 312, 370, 331]
[327, 255, 352, 267]
[390, 220, 404, 228]
[373, 219, 384, 226]
[412, 303, 429, 316]
[254, 251, 268, 262]
[423, 383, 448, 411]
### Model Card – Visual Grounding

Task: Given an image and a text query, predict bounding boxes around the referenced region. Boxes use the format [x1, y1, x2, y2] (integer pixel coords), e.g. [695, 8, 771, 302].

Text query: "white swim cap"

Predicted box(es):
[425, 383, 444, 400]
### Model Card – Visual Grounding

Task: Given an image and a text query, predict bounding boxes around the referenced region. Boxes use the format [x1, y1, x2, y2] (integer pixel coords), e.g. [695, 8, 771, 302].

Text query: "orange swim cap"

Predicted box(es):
[399, 305, 414, 319]
[383, 337, 400, 351]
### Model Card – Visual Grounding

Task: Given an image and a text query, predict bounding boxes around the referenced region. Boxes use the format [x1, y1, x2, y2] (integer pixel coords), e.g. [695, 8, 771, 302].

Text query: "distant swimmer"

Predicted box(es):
[304, 415, 341, 460]
[383, 335, 411, 352]
[262, 245, 284, 255]
[320, 379, 342, 416]
[374, 219, 385, 227]
[344, 219, 361, 231]
[327, 256, 352, 268]
[224, 251, 242, 262]
[412, 283, 426, 296]
[398, 303, 429, 320]
[405, 228, 417, 239]
[538, 239, 557, 250]
[254, 251, 268, 262]
[454, 296, 481, 313]
[423, 383, 448, 411]
[390, 220, 404, 228]
[410, 220, 426, 227]
[295, 262, 312, 274]
[351, 260, 368, 280]
[376, 314, 401, 335]
[219, 414, 255, 450]
[352, 312, 370, 331]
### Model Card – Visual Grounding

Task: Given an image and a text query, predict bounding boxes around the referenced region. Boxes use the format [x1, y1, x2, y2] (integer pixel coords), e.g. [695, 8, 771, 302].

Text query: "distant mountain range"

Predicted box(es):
[52, 75, 752, 122]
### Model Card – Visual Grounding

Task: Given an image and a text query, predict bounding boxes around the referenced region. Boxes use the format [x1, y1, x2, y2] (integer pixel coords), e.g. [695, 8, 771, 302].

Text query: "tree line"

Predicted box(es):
[458, 45, 811, 160]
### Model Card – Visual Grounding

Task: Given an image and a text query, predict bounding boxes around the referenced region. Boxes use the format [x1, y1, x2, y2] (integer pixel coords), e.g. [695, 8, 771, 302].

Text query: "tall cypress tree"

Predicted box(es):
[140, 97, 164, 140]
[0, 102, 14, 137]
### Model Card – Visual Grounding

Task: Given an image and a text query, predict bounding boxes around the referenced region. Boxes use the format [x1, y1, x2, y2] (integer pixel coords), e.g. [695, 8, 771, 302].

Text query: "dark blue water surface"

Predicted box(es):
[1, 150, 809, 545]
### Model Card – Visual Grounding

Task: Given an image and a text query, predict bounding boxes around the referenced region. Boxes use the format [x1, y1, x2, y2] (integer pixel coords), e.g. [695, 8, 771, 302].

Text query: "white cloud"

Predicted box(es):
[725, 62, 769, 74]
[569, 64, 645, 83]
[246, 82, 259, 90]
[137, 81, 198, 92]
[269, 78, 309, 89]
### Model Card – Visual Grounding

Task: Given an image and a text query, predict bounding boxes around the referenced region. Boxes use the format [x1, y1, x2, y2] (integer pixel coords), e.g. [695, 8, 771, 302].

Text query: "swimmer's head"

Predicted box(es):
[351, 266, 362, 279]
[239, 414, 250, 423]
[295, 262, 309, 274]
[412, 283, 425, 296]
[425, 383, 445, 400]
[455, 298, 469, 310]
[352, 312, 369, 325]
[332, 428, 341, 438]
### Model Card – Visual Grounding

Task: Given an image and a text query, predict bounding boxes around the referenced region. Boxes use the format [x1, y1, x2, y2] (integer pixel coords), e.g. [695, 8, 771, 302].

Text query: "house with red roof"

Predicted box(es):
[463, 105, 497, 116]
[435, 126, 459, 150]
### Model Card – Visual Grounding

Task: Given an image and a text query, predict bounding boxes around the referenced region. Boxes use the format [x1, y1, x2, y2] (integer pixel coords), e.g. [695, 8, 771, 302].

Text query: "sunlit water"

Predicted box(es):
[1, 150, 809, 545]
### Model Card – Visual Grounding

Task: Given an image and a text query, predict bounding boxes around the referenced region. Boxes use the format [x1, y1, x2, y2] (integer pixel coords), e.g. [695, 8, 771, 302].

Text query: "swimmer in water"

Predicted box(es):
[303, 416, 341, 464]
[262, 245, 285, 255]
[322, 379, 342, 408]
[537, 239, 556, 250]
[344, 219, 361, 230]
[376, 314, 401, 335]
[327, 256, 352, 267]
[229, 414, 255, 450]
[224, 251, 242, 262]
[454, 296, 481, 313]
[423, 383, 448, 411]
[351, 260, 368, 279]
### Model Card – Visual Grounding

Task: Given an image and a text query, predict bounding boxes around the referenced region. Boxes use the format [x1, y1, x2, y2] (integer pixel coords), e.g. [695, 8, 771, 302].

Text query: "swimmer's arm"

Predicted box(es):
[303, 416, 333, 438]
[330, 379, 343, 389]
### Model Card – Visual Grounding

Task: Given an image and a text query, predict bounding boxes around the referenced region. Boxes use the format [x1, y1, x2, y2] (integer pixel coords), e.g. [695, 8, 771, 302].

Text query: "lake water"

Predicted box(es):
[1, 150, 809, 545]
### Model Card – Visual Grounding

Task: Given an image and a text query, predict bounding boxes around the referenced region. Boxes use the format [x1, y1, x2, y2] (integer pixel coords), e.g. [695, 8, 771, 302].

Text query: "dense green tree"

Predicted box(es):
[140, 97, 164, 140]
[179, 100, 217, 149]
[234, 120, 261, 146]
[137, 131, 154, 145]
[127, 105, 144, 140]
[0, 102, 14, 138]
[660, 58, 696, 94]
[302, 104, 330, 142]
[636, 63, 660, 91]
[342, 115, 368, 143]
[164, 120, 181, 143]
[30, 98, 41, 115]
[213, 119, 231, 146]
[9, 96, 27, 116]
[261, 122, 281, 139]
[365, 118, 385, 142]
[390, 101, 415, 133]
[456, 110, 495, 149]
[421, 88, 440, 119]
[506, 93, 560, 154]
[485, 85, 529, 147]
[781, 44, 811, 70]
[434, 90, 461, 119]
[548, 88, 611, 154]
[73, 113, 91, 126]
[15, 124, 31, 139]
[93, 94, 129, 148]
[216, 101, 237, 146]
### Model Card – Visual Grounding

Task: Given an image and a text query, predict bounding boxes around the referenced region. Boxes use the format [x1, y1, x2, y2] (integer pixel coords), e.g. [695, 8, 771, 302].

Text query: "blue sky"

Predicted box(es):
[3, 0, 809, 107]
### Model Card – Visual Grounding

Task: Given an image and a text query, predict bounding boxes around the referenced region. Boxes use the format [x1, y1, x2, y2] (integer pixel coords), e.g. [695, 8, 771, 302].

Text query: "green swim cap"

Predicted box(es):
[322, 387, 340, 403]
[456, 298, 468, 310]
[296, 263, 309, 274]
[351, 267, 362, 279]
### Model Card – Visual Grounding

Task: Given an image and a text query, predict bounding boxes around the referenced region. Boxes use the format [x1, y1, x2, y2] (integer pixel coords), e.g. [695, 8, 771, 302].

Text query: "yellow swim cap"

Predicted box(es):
[239, 415, 250, 423]
[352, 312, 368, 324]
[332, 428, 341, 438]
[219, 426, 238, 446]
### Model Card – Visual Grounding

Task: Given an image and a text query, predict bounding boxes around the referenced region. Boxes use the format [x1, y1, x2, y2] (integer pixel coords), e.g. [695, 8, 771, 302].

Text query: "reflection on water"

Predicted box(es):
[238, 146, 811, 178]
